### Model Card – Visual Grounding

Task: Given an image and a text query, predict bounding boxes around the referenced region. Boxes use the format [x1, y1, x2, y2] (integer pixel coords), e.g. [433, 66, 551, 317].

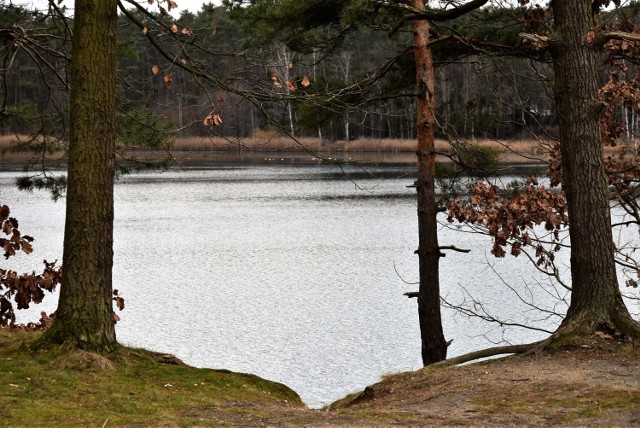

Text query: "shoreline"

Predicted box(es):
[0, 135, 551, 171]
[0, 148, 549, 173]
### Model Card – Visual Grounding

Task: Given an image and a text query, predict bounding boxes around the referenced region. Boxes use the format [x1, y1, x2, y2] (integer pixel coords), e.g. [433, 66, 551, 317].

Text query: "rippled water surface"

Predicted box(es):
[3, 165, 636, 408]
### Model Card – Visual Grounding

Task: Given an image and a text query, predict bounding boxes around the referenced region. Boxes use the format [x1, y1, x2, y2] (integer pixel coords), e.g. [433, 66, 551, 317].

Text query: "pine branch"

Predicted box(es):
[392, 0, 490, 22]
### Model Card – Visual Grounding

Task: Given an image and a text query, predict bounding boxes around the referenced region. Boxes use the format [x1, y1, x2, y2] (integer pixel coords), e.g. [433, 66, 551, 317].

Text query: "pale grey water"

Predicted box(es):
[2, 165, 637, 408]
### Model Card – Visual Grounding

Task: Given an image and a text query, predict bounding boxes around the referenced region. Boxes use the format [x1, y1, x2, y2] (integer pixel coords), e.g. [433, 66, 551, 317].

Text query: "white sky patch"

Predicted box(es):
[10, 0, 222, 17]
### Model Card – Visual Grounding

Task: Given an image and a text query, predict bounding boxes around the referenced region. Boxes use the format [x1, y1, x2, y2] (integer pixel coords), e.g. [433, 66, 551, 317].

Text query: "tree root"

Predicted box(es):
[430, 309, 640, 370]
[428, 341, 542, 369]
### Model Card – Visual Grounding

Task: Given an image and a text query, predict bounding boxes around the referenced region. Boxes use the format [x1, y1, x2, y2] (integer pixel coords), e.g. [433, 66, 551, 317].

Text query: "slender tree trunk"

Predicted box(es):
[551, 0, 640, 337]
[43, 0, 118, 351]
[412, 0, 447, 365]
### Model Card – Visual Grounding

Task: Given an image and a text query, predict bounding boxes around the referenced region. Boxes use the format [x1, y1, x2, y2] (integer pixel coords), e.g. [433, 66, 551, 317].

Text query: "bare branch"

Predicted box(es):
[439, 245, 471, 253]
[393, 0, 490, 22]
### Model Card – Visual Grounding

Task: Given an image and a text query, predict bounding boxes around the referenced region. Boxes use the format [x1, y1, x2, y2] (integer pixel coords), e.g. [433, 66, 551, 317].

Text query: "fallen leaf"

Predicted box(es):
[595, 330, 613, 340]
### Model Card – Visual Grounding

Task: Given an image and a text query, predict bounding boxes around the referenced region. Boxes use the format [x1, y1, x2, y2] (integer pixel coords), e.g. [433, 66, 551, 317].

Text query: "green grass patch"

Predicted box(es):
[475, 382, 640, 424]
[0, 329, 304, 426]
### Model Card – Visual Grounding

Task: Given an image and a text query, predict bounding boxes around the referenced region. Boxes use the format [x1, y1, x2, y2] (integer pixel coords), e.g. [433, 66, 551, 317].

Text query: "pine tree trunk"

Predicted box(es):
[44, 0, 118, 351]
[412, 0, 447, 365]
[551, 0, 639, 337]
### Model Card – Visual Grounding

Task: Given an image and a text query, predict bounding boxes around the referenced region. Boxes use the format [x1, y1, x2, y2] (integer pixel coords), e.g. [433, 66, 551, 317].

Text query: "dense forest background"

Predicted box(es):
[0, 2, 637, 146]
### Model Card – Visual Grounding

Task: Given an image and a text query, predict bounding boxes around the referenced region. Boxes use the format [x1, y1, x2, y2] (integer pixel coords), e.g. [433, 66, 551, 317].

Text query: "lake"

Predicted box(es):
[2, 165, 637, 408]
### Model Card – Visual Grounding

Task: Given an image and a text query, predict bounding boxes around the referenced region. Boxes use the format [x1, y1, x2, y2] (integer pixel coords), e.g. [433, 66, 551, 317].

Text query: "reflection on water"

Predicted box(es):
[2, 165, 637, 408]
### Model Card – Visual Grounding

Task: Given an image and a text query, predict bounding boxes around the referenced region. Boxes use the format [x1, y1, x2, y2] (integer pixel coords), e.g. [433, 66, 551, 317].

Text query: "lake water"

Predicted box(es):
[2, 165, 638, 408]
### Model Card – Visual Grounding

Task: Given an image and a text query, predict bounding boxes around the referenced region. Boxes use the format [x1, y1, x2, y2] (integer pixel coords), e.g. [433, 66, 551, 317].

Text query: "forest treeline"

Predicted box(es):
[2, 1, 636, 146]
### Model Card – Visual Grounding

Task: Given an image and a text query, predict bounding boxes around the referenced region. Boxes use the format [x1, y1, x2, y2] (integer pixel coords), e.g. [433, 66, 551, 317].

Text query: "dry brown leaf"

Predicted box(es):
[152, 65, 159, 75]
[301, 76, 311, 87]
[163, 72, 173, 88]
[285, 79, 297, 91]
[21, 240, 32, 255]
[114, 296, 125, 311]
[203, 112, 223, 127]
[181, 26, 193, 36]
[143, 26, 149, 35]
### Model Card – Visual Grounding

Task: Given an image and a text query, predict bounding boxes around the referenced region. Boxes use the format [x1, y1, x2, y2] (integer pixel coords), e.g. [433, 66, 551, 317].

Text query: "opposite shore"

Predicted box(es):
[0, 134, 552, 170]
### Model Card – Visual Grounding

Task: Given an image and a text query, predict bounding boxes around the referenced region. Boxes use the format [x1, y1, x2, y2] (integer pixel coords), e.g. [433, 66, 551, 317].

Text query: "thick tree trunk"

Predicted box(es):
[43, 0, 118, 351]
[412, 0, 447, 365]
[551, 0, 640, 338]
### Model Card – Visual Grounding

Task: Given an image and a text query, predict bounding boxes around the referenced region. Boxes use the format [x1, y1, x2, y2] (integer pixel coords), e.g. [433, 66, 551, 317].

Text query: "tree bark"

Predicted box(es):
[412, 0, 448, 365]
[551, 0, 640, 338]
[43, 0, 118, 351]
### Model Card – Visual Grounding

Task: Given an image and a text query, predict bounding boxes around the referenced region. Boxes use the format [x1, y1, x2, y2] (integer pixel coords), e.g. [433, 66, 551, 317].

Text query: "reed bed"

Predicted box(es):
[171, 136, 528, 153]
[170, 136, 552, 163]
[2, 133, 634, 165]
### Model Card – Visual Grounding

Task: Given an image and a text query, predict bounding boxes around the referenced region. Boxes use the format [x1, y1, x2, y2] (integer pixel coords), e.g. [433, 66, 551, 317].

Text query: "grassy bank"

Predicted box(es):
[0, 330, 303, 426]
[2, 329, 639, 426]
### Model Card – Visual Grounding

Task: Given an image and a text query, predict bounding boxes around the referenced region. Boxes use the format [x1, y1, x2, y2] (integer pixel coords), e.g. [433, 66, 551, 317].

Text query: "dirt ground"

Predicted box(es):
[213, 338, 640, 427]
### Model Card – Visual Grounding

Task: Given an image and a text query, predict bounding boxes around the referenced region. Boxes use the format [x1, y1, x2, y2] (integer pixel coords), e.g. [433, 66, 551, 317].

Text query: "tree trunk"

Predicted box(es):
[412, 0, 448, 365]
[551, 0, 640, 338]
[43, 0, 118, 351]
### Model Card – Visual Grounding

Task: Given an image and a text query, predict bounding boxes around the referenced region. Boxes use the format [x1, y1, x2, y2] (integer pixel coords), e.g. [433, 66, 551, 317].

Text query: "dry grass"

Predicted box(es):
[0, 134, 32, 148]
[170, 136, 554, 164]
[3, 133, 636, 166]
[0, 134, 65, 149]
[172, 135, 538, 153]
[2, 329, 638, 427]
[172, 136, 432, 153]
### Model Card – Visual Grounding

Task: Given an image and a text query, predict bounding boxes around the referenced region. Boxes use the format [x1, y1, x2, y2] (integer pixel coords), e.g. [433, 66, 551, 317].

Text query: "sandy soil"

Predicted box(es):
[208, 338, 639, 427]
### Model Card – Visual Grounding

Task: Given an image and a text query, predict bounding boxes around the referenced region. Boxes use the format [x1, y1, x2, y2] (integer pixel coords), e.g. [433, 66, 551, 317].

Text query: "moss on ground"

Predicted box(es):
[0, 329, 303, 426]
[2, 329, 639, 427]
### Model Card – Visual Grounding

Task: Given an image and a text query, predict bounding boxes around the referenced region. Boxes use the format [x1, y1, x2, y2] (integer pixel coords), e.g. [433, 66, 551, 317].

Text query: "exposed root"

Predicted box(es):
[146, 350, 186, 365]
[425, 311, 640, 370]
[62, 350, 116, 371]
[428, 341, 542, 369]
[611, 310, 640, 340]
